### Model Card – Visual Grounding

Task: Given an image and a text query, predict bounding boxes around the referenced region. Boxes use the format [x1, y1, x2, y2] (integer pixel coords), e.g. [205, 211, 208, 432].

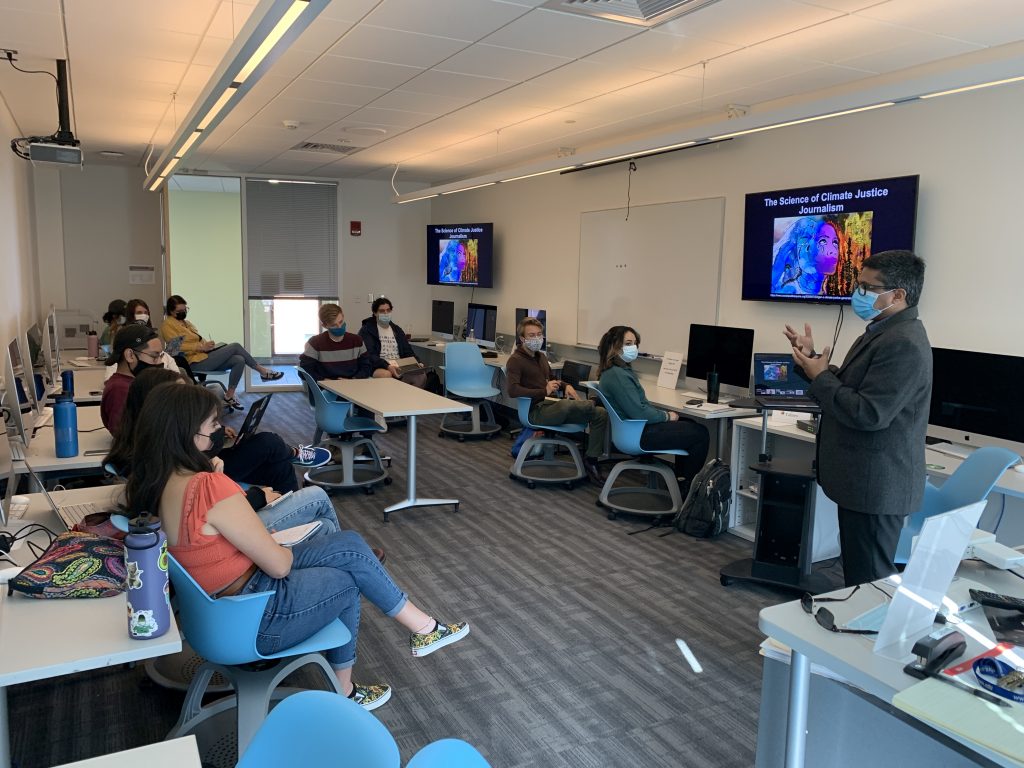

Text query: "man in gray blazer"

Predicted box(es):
[787, 250, 931, 586]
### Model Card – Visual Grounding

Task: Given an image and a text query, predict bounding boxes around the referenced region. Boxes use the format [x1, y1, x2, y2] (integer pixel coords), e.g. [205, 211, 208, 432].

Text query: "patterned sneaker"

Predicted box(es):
[410, 621, 470, 658]
[291, 445, 332, 468]
[349, 682, 392, 711]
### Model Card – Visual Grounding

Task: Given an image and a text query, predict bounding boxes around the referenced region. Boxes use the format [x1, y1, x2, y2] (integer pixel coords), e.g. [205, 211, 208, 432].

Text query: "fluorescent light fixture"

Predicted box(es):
[235, 0, 310, 83]
[440, 182, 497, 195]
[920, 74, 1024, 99]
[266, 179, 324, 185]
[396, 193, 440, 205]
[582, 151, 642, 167]
[501, 166, 576, 183]
[709, 102, 894, 140]
[148, 176, 166, 192]
[197, 86, 240, 131]
[161, 157, 181, 177]
[642, 140, 696, 154]
[176, 130, 203, 157]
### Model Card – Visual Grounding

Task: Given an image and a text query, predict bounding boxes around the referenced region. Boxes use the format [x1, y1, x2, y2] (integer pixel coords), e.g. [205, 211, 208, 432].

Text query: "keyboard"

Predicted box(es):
[757, 398, 819, 410]
[57, 502, 99, 529]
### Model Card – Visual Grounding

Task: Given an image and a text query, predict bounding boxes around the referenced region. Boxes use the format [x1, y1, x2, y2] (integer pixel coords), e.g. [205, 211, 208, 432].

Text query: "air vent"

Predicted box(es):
[291, 141, 360, 155]
[541, 0, 722, 27]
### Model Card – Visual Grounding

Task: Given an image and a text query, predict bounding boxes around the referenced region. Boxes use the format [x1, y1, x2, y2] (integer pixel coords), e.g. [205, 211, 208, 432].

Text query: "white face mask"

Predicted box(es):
[135, 313, 150, 324]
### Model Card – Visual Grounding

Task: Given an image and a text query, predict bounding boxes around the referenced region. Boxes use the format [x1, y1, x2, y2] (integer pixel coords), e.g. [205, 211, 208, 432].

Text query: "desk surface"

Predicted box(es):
[0, 486, 181, 688]
[409, 342, 562, 371]
[17, 406, 111, 474]
[54, 736, 201, 768]
[322, 377, 471, 418]
[50, 367, 106, 404]
[640, 379, 759, 422]
[759, 561, 1024, 766]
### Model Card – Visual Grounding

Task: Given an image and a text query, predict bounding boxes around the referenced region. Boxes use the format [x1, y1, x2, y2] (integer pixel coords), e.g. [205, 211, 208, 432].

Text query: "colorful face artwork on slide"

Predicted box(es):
[438, 238, 480, 285]
[770, 212, 873, 298]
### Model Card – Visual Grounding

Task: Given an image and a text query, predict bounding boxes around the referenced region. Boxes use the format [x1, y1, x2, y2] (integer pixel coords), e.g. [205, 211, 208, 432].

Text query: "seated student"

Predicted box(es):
[358, 297, 428, 389]
[300, 303, 391, 382]
[99, 299, 127, 348]
[506, 316, 608, 486]
[160, 294, 283, 411]
[127, 382, 468, 710]
[101, 325, 166, 435]
[106, 368, 342, 537]
[104, 299, 180, 381]
[597, 325, 710, 495]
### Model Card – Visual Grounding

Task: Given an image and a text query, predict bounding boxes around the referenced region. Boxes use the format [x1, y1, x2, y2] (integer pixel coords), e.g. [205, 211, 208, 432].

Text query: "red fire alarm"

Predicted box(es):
[350, 220, 362, 236]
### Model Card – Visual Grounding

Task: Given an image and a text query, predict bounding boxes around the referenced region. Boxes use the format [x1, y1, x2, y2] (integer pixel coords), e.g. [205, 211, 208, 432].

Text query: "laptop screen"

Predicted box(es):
[753, 353, 812, 397]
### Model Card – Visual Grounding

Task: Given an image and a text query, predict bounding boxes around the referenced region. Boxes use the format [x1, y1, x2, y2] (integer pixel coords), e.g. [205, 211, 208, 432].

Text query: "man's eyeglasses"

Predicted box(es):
[134, 349, 164, 362]
[801, 586, 878, 636]
[853, 282, 891, 296]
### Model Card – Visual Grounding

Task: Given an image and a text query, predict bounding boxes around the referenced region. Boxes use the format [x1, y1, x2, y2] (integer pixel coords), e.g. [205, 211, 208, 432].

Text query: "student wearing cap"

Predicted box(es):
[101, 325, 166, 434]
[99, 299, 127, 348]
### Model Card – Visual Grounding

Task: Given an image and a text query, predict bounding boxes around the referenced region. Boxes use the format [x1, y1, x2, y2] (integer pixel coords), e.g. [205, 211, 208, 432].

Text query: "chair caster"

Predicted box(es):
[508, 473, 515, 481]
[564, 481, 574, 490]
[386, 459, 392, 468]
[383, 477, 393, 485]
[437, 432, 445, 439]
[364, 487, 374, 495]
[527, 481, 536, 490]
[607, 511, 617, 520]
[452, 503, 460, 513]
[720, 575, 733, 587]
[458, 436, 465, 442]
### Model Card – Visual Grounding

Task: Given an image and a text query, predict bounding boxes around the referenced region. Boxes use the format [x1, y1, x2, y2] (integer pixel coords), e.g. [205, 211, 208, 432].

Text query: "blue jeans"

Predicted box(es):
[241, 530, 407, 669]
[192, 342, 260, 389]
[256, 485, 340, 536]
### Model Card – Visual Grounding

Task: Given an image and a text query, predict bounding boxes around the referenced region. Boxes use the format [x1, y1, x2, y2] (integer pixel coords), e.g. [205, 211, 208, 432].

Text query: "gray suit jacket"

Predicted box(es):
[809, 306, 932, 517]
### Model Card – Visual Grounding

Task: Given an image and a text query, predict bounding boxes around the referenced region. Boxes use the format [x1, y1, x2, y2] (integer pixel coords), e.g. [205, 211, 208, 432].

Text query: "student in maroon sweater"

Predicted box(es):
[299, 303, 391, 381]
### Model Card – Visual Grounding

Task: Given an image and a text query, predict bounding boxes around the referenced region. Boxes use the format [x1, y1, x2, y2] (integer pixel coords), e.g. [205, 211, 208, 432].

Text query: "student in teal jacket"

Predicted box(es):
[597, 325, 709, 494]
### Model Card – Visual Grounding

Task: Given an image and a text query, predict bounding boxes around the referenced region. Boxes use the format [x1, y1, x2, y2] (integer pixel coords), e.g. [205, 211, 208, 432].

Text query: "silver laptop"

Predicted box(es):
[23, 462, 104, 531]
[752, 353, 820, 410]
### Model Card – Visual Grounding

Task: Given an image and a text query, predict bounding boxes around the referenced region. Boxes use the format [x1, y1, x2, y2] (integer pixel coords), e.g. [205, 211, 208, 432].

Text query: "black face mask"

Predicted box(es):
[130, 357, 160, 376]
[200, 427, 226, 458]
[174, 310, 187, 321]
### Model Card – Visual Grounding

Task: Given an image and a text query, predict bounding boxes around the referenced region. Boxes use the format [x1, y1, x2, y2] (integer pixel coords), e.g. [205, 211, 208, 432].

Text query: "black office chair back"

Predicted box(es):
[559, 360, 592, 389]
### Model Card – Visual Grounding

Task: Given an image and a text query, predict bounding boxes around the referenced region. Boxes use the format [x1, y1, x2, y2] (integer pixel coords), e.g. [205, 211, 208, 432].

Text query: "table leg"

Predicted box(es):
[383, 414, 460, 521]
[785, 650, 810, 768]
[0, 686, 10, 768]
[716, 418, 728, 461]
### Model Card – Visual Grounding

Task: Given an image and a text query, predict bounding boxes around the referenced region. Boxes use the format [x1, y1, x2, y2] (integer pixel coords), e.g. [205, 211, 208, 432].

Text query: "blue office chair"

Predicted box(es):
[298, 368, 390, 494]
[508, 397, 586, 490]
[165, 555, 352, 759]
[439, 342, 501, 440]
[586, 382, 687, 521]
[407, 738, 492, 768]
[895, 446, 1019, 563]
[236, 691, 399, 768]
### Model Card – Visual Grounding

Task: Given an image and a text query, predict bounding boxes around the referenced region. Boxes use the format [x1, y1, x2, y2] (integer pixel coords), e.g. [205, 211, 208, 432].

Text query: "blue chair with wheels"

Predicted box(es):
[298, 368, 390, 494]
[895, 445, 1019, 563]
[407, 738, 492, 767]
[586, 382, 687, 521]
[508, 397, 586, 489]
[237, 691, 399, 768]
[165, 556, 352, 760]
[439, 342, 501, 440]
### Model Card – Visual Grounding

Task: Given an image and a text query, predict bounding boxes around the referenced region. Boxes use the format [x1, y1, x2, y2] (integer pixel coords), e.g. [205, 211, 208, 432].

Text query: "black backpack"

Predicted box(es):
[674, 459, 732, 538]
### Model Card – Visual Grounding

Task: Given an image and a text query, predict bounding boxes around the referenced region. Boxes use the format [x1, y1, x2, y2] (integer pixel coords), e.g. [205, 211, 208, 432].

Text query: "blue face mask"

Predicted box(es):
[377, 314, 391, 326]
[851, 288, 895, 321]
[620, 344, 639, 363]
[328, 323, 347, 337]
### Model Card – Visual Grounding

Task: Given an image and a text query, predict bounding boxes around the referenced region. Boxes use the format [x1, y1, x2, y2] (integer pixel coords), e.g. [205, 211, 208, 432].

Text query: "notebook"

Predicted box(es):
[751, 352, 819, 410]
[164, 335, 185, 357]
[394, 356, 429, 377]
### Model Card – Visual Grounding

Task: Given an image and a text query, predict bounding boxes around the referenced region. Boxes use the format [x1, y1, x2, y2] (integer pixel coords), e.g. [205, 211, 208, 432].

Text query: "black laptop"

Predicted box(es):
[750, 353, 820, 411]
[232, 393, 273, 445]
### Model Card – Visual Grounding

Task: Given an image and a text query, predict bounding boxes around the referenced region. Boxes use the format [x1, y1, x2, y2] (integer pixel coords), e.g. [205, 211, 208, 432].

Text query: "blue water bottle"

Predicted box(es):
[61, 369, 75, 397]
[53, 396, 79, 458]
[125, 514, 170, 640]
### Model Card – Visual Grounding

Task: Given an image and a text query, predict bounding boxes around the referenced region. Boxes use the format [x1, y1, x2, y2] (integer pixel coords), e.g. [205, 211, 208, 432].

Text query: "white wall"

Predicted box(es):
[0, 97, 38, 348]
[417, 81, 1024, 361]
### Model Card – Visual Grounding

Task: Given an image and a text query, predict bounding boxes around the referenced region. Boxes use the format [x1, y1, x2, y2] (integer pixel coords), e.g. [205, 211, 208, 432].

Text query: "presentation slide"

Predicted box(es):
[426, 223, 493, 287]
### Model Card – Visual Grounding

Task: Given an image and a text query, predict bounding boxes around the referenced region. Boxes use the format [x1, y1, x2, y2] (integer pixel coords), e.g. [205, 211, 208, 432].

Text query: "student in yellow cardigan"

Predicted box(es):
[160, 294, 283, 411]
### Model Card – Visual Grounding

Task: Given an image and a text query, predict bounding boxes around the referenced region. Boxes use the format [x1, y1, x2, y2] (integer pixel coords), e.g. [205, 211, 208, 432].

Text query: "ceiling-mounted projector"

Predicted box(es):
[29, 141, 82, 168]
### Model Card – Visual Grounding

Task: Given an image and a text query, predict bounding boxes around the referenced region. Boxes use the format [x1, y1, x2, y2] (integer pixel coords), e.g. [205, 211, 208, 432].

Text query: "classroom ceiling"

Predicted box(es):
[1, 0, 1023, 187]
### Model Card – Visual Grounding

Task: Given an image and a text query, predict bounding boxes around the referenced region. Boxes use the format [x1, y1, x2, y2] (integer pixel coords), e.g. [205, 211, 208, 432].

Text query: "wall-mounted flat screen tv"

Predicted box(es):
[426, 223, 493, 288]
[742, 175, 919, 304]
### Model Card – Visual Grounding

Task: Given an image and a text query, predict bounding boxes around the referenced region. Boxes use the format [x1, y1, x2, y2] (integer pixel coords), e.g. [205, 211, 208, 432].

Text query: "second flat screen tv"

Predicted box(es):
[742, 175, 919, 304]
[426, 223, 494, 288]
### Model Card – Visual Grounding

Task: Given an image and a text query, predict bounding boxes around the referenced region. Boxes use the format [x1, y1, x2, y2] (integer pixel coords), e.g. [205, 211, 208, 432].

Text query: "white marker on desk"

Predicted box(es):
[676, 638, 703, 673]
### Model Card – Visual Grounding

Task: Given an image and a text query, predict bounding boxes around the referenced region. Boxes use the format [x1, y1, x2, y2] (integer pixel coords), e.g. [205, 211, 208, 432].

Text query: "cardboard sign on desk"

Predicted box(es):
[657, 352, 684, 389]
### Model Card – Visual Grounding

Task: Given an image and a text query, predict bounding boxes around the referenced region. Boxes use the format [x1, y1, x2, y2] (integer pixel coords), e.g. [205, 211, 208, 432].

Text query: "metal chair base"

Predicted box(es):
[509, 436, 586, 489]
[439, 400, 501, 439]
[598, 458, 683, 519]
[304, 436, 388, 491]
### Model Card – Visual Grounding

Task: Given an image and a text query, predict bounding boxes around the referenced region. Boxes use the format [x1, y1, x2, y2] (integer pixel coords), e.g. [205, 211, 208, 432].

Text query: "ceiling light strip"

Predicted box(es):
[396, 193, 440, 205]
[235, 0, 310, 83]
[440, 182, 497, 195]
[708, 102, 894, 141]
[919, 74, 1024, 99]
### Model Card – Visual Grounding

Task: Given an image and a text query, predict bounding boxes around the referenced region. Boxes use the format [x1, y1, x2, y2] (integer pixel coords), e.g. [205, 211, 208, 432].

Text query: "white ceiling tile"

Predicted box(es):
[318, 0, 384, 23]
[303, 55, 423, 89]
[658, 0, 843, 47]
[438, 44, 570, 81]
[143, 0, 222, 36]
[364, 0, 530, 39]
[481, 8, 641, 58]
[511, 59, 662, 109]
[858, 0, 1024, 46]
[370, 88, 475, 114]
[836, 35, 986, 73]
[252, 97, 359, 128]
[287, 17, 355, 53]
[794, 0, 891, 11]
[340, 106, 437, 129]
[327, 26, 470, 69]
[586, 30, 740, 75]
[400, 69, 515, 100]
[572, 75, 706, 120]
[0, 7, 65, 57]
[285, 78, 388, 107]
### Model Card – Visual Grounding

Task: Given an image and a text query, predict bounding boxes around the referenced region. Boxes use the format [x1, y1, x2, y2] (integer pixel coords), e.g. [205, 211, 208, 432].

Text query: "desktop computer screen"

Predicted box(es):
[2, 343, 31, 450]
[0, 432, 13, 527]
[466, 303, 498, 349]
[7, 338, 38, 415]
[684, 323, 756, 397]
[514, 308, 547, 351]
[431, 300, 455, 339]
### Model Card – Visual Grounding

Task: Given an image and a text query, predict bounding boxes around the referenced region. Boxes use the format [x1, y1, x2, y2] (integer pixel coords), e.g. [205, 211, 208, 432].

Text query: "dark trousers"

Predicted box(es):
[639, 418, 709, 482]
[221, 432, 299, 493]
[837, 507, 905, 587]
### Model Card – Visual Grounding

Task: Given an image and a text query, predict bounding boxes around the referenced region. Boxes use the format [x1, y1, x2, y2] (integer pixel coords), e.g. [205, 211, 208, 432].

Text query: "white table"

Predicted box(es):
[758, 560, 1024, 768]
[49, 366, 106, 404]
[321, 378, 472, 521]
[0, 487, 182, 768]
[639, 379, 758, 456]
[16, 405, 112, 475]
[54, 736, 201, 768]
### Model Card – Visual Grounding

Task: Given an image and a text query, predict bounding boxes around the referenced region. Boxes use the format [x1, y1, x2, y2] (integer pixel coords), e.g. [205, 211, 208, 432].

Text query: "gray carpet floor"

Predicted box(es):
[8, 390, 803, 768]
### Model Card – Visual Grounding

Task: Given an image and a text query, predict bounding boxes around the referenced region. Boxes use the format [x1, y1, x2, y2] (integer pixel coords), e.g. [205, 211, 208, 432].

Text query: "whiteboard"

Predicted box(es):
[576, 197, 725, 356]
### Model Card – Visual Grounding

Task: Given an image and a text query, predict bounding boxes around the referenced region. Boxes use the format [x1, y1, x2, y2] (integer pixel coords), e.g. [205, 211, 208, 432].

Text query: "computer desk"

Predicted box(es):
[638, 379, 758, 459]
[757, 559, 1024, 768]
[15, 406, 111, 476]
[46, 366, 106, 405]
[0, 486, 182, 768]
[320, 378, 472, 521]
[54, 736, 200, 768]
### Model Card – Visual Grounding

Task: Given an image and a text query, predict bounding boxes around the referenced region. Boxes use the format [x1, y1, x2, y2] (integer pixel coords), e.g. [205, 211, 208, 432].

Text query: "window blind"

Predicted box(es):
[245, 180, 338, 298]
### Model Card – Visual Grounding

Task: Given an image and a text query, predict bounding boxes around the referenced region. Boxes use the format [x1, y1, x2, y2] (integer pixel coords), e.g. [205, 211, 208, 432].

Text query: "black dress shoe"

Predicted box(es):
[584, 458, 604, 486]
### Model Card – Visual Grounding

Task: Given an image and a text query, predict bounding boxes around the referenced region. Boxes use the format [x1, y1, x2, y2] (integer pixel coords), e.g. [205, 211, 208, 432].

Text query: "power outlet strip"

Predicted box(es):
[961, 529, 1024, 569]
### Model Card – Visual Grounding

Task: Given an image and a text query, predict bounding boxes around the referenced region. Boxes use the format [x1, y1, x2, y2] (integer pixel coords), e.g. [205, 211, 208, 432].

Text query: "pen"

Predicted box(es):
[930, 671, 1010, 707]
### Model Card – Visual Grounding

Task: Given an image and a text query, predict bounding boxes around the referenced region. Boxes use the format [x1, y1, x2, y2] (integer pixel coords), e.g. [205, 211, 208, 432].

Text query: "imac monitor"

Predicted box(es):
[927, 347, 1024, 455]
[465, 303, 498, 349]
[0, 432, 13, 526]
[55, 309, 94, 351]
[684, 324, 756, 398]
[2, 343, 31, 451]
[426, 224, 494, 288]
[514, 308, 547, 351]
[26, 323, 43, 369]
[7, 338, 38, 416]
[45, 307, 61, 376]
[431, 300, 455, 340]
